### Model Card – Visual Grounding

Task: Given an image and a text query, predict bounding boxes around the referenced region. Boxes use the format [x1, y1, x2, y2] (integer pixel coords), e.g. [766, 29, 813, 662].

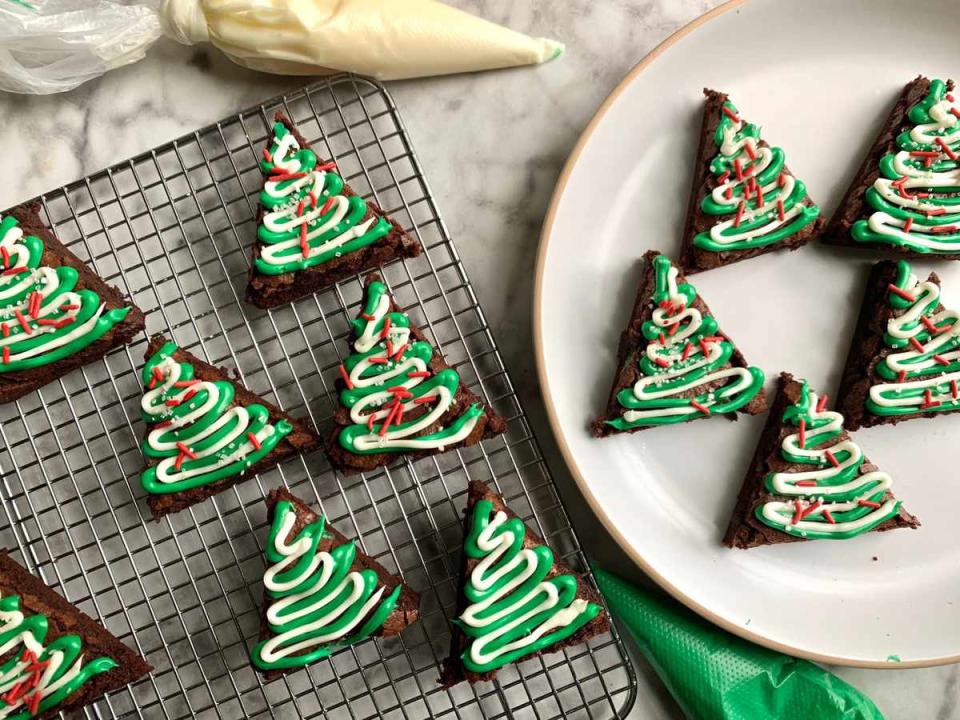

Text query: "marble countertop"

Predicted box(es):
[1, 1, 954, 718]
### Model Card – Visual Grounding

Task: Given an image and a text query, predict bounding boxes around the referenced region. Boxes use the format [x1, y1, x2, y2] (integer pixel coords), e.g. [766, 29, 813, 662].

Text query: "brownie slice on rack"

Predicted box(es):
[250, 488, 420, 681]
[0, 202, 145, 404]
[138, 335, 320, 519]
[724, 373, 918, 549]
[593, 251, 766, 436]
[678, 89, 822, 273]
[246, 112, 422, 309]
[327, 274, 506, 474]
[0, 551, 152, 719]
[440, 480, 608, 686]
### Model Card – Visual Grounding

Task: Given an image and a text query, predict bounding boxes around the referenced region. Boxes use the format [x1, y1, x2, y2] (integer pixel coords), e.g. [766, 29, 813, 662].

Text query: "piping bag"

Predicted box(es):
[0, 0, 563, 94]
[592, 565, 885, 720]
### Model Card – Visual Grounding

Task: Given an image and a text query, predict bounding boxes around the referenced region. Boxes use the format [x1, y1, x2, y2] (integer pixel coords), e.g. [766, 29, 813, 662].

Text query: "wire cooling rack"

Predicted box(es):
[0, 76, 636, 719]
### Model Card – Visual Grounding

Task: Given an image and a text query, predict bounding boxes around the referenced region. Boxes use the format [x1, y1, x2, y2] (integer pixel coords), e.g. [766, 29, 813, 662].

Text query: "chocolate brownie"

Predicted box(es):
[593, 251, 766, 437]
[823, 76, 960, 257]
[836, 259, 960, 430]
[139, 335, 320, 519]
[327, 274, 506, 474]
[0, 202, 145, 404]
[679, 89, 822, 274]
[246, 112, 421, 309]
[0, 551, 152, 719]
[253, 488, 419, 682]
[724, 373, 918, 549]
[439, 480, 609, 687]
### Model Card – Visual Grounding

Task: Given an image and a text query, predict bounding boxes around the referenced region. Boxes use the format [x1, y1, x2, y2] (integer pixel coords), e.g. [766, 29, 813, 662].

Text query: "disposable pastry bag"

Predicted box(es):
[592, 565, 885, 720]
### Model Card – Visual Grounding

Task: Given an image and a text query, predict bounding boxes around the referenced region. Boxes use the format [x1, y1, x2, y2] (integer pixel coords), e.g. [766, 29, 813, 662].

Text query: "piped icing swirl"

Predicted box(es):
[758, 380, 900, 540]
[457, 498, 601, 673]
[0, 592, 115, 719]
[250, 499, 401, 671]
[139, 341, 292, 494]
[337, 280, 483, 454]
[606, 255, 764, 430]
[866, 260, 960, 416]
[0, 214, 130, 373]
[256, 122, 391, 275]
[693, 99, 819, 252]
[852, 79, 960, 253]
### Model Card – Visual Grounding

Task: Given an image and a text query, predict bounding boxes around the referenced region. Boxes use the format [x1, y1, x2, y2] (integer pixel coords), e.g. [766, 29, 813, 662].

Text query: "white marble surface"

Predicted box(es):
[0, 1, 956, 718]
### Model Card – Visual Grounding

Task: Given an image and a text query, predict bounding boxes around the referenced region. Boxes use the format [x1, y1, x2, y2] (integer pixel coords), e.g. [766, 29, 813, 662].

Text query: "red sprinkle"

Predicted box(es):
[951, 107, 960, 119]
[777, 198, 785, 221]
[722, 106, 740, 123]
[2, 347, 9, 364]
[368, 357, 389, 365]
[903, 217, 914, 233]
[0, 323, 7, 337]
[888, 284, 916, 302]
[379, 402, 401, 436]
[690, 400, 711, 415]
[380, 316, 391, 339]
[952, 379, 959, 399]
[927, 207, 947, 217]
[35, 317, 73, 329]
[154, 420, 173, 429]
[825, 449, 840, 468]
[391, 342, 408, 360]
[921, 389, 941, 409]
[307, 191, 318, 209]
[816, 394, 828, 412]
[59, 303, 79, 311]
[734, 201, 746, 228]
[778, 172, 787, 188]
[414, 395, 437, 404]
[937, 137, 958, 160]
[165, 399, 181, 407]
[668, 321, 680, 336]
[800, 500, 823, 520]
[262, 148, 272, 162]
[269, 171, 307, 182]
[792, 500, 804, 525]
[367, 413, 376, 431]
[361, 313, 376, 321]
[14, 309, 31, 335]
[407, 370, 431, 378]
[922, 316, 944, 334]
[315, 161, 337, 172]
[897, 370, 907, 383]
[338, 362, 354, 389]
[654, 357, 670, 368]
[2, 266, 28, 276]
[182, 387, 198, 402]
[798, 418, 806, 449]
[176, 441, 197, 459]
[934, 354, 950, 366]
[724, 186, 734, 200]
[734, 158, 743, 181]
[822, 509, 836, 525]
[0, 247, 8, 268]
[173, 379, 199, 387]
[795, 480, 818, 487]
[718, 171, 730, 184]
[859, 499, 882, 509]
[320, 196, 336, 215]
[909, 337, 925, 352]
[247, 432, 261, 450]
[28, 291, 41, 318]
[745, 142, 757, 161]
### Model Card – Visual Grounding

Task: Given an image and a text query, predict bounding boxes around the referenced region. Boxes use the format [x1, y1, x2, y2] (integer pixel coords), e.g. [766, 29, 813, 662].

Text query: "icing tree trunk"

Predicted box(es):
[250, 499, 401, 671]
[139, 341, 292, 494]
[0, 214, 130, 372]
[337, 280, 483, 453]
[257, 122, 390, 275]
[608, 255, 764, 430]
[866, 260, 960, 415]
[694, 100, 819, 252]
[758, 382, 900, 540]
[853, 79, 960, 253]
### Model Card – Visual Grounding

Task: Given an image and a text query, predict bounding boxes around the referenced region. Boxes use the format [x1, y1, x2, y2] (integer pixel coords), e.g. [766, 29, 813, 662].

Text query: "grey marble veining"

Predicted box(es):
[0, 1, 954, 718]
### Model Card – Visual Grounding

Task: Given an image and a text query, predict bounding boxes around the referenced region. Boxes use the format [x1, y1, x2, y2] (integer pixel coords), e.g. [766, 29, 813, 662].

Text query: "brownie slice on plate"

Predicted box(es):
[246, 112, 422, 309]
[823, 76, 960, 257]
[0, 551, 152, 719]
[327, 274, 506, 475]
[138, 335, 320, 519]
[0, 202, 145, 404]
[678, 89, 822, 274]
[593, 251, 766, 437]
[724, 373, 918, 549]
[439, 480, 608, 686]
[836, 259, 960, 430]
[250, 488, 419, 681]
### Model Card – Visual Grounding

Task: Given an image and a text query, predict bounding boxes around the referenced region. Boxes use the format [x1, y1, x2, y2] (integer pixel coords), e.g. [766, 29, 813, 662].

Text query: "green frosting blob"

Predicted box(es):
[0, 593, 117, 718]
[139, 341, 292, 495]
[0, 214, 131, 373]
[250, 500, 401, 671]
[255, 123, 390, 276]
[457, 499, 601, 673]
[607, 255, 764, 429]
[692, 100, 819, 253]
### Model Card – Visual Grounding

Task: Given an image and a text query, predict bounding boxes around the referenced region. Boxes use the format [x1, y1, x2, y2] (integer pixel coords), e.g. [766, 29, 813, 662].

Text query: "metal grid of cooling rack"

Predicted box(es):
[0, 76, 636, 719]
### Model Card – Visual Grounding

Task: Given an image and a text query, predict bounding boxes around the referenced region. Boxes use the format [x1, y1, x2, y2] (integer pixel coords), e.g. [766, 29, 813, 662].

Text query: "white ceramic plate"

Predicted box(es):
[536, 0, 960, 667]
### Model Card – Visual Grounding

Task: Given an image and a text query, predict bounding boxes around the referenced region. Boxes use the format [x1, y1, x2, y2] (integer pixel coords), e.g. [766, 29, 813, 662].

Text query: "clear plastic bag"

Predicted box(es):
[0, 0, 162, 94]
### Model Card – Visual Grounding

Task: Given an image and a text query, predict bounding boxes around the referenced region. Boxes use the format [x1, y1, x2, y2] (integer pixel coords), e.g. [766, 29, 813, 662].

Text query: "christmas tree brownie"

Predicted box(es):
[440, 480, 608, 686]
[836, 259, 960, 430]
[679, 89, 822, 273]
[825, 77, 960, 257]
[246, 112, 422, 309]
[593, 251, 766, 436]
[250, 488, 419, 680]
[725, 373, 918, 548]
[328, 274, 506, 474]
[139, 336, 320, 519]
[0, 203, 144, 404]
[0, 551, 152, 719]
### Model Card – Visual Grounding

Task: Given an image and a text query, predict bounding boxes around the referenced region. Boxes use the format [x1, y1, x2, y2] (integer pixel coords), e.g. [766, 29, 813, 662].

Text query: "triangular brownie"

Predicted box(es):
[0, 203, 144, 404]
[679, 89, 822, 273]
[138, 335, 320, 519]
[327, 274, 506, 474]
[0, 551, 152, 718]
[246, 112, 422, 309]
[725, 373, 918, 549]
[250, 488, 419, 680]
[440, 480, 608, 687]
[824, 76, 960, 257]
[836, 259, 960, 430]
[593, 251, 766, 436]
